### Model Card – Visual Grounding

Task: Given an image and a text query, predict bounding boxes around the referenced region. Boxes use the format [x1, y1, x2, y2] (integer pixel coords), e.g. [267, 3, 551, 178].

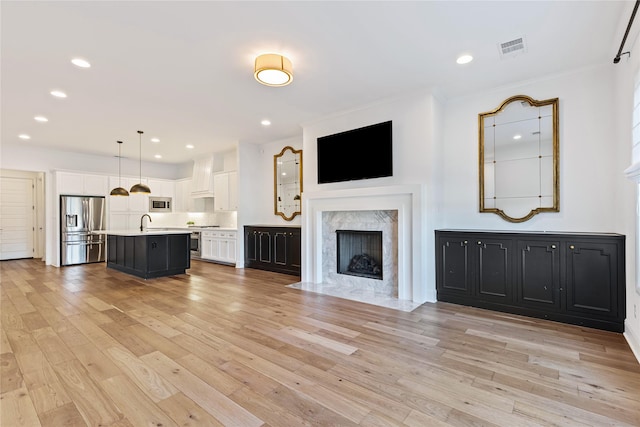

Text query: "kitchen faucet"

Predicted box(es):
[140, 214, 152, 231]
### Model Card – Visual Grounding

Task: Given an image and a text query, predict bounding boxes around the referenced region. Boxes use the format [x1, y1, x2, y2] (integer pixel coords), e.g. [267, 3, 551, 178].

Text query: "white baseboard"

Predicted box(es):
[623, 320, 640, 364]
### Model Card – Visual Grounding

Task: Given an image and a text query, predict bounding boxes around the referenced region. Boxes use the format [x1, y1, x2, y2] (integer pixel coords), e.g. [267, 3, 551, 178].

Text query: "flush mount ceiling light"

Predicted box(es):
[110, 140, 129, 196]
[254, 53, 293, 86]
[34, 116, 48, 122]
[50, 90, 67, 98]
[130, 130, 151, 194]
[18, 134, 31, 140]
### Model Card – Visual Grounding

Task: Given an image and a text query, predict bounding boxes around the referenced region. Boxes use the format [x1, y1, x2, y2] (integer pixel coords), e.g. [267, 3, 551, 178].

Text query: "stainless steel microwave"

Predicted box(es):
[149, 197, 172, 212]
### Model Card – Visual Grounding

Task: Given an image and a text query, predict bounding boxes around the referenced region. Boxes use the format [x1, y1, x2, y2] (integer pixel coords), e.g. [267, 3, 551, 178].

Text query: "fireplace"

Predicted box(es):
[299, 184, 433, 308]
[336, 230, 383, 280]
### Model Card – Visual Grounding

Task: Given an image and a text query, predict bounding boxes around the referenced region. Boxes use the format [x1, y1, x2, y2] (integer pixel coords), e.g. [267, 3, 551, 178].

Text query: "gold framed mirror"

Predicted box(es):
[479, 95, 559, 223]
[274, 146, 303, 221]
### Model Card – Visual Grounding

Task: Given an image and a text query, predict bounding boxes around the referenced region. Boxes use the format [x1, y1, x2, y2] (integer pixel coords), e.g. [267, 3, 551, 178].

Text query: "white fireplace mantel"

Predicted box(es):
[301, 184, 430, 304]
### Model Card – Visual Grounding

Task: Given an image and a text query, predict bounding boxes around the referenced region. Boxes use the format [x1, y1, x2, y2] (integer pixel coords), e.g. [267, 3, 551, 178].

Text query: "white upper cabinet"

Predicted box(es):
[147, 179, 175, 199]
[174, 179, 191, 212]
[213, 171, 238, 211]
[57, 171, 108, 196]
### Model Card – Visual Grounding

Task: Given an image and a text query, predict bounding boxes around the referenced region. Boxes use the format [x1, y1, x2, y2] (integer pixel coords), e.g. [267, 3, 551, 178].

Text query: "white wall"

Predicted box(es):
[302, 90, 440, 296]
[612, 8, 640, 362]
[1, 142, 185, 179]
[236, 137, 302, 267]
[443, 63, 638, 361]
[442, 64, 619, 232]
[303, 91, 436, 194]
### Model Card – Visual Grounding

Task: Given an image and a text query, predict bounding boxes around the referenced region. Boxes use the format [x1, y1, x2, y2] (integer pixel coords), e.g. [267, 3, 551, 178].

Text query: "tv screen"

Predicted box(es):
[317, 120, 392, 184]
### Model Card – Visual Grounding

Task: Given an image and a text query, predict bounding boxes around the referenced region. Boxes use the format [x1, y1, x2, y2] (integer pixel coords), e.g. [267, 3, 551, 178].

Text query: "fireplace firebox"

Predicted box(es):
[336, 230, 383, 280]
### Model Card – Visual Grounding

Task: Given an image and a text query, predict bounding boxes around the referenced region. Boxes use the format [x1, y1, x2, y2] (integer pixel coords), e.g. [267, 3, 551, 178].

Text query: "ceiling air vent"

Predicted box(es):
[499, 36, 527, 59]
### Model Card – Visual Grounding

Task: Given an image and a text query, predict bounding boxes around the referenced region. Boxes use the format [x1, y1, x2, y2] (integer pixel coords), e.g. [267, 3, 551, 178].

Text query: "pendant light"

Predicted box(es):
[110, 140, 129, 196]
[130, 130, 151, 194]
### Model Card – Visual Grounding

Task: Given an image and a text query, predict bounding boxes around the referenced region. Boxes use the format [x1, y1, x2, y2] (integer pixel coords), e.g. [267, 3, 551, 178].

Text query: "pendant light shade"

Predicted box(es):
[254, 53, 293, 86]
[130, 130, 151, 194]
[110, 140, 129, 196]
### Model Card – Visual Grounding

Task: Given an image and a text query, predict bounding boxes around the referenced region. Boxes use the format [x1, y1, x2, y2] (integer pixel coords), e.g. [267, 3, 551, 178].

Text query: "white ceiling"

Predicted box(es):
[0, 1, 630, 165]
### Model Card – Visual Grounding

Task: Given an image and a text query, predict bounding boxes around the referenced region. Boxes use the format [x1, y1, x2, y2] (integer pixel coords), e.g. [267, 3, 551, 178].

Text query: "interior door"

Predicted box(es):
[1, 176, 35, 260]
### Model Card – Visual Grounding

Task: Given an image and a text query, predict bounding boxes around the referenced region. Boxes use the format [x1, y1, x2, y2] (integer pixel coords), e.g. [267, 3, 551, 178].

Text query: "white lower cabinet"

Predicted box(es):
[200, 230, 236, 264]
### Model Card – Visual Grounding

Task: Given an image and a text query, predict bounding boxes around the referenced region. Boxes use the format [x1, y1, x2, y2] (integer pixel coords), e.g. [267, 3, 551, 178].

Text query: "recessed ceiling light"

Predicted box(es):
[513, 134, 522, 140]
[186, 144, 194, 149]
[261, 119, 271, 126]
[154, 154, 162, 159]
[18, 134, 31, 140]
[151, 138, 160, 143]
[50, 90, 67, 98]
[34, 116, 48, 122]
[71, 58, 91, 68]
[456, 54, 473, 65]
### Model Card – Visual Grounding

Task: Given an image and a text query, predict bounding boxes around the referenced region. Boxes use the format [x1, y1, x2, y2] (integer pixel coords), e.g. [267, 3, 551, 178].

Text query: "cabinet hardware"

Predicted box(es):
[463, 240, 468, 244]
[570, 245, 575, 250]
[551, 245, 556, 249]
[477, 241, 482, 245]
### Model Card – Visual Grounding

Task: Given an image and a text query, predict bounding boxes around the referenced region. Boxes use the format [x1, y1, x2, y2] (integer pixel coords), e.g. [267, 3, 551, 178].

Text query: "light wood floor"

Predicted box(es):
[1, 259, 639, 427]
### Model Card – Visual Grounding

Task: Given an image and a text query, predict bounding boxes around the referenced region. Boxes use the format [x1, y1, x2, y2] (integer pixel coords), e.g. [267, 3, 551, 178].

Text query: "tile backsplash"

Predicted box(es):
[148, 211, 237, 229]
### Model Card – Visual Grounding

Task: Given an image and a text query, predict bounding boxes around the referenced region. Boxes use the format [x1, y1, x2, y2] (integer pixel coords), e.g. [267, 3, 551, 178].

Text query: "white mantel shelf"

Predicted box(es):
[301, 184, 431, 306]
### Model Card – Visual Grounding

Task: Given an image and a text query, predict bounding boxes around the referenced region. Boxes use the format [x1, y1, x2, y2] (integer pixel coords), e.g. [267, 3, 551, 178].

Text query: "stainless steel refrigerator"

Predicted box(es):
[60, 195, 106, 266]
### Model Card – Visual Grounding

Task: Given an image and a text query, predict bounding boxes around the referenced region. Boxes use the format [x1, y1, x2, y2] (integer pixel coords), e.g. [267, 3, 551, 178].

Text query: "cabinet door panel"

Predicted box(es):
[258, 232, 272, 263]
[246, 230, 257, 263]
[437, 238, 471, 295]
[201, 237, 213, 259]
[147, 236, 168, 273]
[107, 235, 117, 263]
[168, 235, 189, 270]
[517, 240, 561, 310]
[274, 232, 288, 266]
[566, 242, 618, 317]
[476, 239, 512, 301]
[227, 239, 237, 263]
[289, 230, 301, 270]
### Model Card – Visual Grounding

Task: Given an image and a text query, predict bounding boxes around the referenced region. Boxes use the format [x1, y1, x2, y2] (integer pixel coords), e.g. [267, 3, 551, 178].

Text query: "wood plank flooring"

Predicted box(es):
[1, 258, 639, 426]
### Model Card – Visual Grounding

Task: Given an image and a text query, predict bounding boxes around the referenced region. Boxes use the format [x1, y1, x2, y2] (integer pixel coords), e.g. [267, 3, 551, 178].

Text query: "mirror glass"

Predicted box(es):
[274, 146, 303, 221]
[479, 95, 559, 222]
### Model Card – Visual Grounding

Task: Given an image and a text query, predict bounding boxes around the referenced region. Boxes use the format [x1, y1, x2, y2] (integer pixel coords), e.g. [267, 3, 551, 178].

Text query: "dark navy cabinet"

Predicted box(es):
[107, 233, 190, 279]
[244, 226, 301, 276]
[436, 230, 625, 332]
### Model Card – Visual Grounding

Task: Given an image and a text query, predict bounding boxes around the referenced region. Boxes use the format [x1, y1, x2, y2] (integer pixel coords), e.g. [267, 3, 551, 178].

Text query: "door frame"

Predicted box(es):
[0, 169, 46, 260]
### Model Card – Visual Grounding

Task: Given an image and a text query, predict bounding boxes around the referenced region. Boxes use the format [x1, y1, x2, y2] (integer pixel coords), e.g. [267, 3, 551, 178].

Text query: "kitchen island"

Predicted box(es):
[96, 230, 191, 279]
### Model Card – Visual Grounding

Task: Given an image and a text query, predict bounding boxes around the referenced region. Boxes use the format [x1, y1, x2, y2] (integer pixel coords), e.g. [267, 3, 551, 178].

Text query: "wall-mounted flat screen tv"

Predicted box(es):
[317, 120, 392, 184]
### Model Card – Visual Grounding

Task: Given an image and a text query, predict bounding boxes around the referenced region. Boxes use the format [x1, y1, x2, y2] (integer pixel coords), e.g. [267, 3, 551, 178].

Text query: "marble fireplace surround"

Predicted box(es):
[300, 184, 427, 307]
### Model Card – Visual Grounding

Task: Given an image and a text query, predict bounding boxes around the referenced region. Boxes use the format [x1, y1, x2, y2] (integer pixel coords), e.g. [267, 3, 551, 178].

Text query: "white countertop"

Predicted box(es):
[93, 229, 192, 236]
[147, 226, 238, 232]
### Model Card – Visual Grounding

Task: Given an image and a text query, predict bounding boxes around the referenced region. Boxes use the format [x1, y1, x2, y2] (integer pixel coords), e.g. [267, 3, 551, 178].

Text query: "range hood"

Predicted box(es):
[191, 156, 215, 198]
